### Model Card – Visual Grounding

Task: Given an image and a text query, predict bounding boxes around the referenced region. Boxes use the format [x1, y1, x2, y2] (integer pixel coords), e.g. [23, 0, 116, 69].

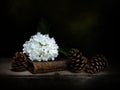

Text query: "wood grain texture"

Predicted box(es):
[28, 59, 68, 74]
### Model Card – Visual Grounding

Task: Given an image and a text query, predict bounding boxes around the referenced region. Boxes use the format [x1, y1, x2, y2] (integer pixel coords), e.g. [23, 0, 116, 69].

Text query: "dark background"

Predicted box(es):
[0, 0, 119, 89]
[2, 0, 118, 69]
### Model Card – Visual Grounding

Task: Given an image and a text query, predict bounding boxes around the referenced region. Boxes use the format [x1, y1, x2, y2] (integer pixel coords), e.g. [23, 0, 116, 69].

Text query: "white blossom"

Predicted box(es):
[23, 32, 59, 61]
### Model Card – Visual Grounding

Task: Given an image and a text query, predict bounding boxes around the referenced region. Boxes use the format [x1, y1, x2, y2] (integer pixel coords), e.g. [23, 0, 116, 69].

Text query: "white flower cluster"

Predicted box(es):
[23, 32, 59, 61]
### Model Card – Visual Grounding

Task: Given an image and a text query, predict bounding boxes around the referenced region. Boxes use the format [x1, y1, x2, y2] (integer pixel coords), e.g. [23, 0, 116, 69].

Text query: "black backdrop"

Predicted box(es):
[2, 0, 117, 68]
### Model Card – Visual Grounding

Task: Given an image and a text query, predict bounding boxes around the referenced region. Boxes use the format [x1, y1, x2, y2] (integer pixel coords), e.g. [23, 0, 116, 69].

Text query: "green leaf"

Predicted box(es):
[58, 47, 69, 56]
[37, 18, 50, 34]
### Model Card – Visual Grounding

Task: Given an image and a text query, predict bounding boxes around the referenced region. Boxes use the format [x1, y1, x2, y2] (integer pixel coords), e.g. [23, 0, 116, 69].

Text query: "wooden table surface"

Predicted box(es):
[0, 58, 119, 89]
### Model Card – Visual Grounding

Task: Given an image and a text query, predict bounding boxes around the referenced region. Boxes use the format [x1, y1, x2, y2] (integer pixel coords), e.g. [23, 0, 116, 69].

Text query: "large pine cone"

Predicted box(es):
[85, 54, 108, 74]
[68, 48, 88, 73]
[11, 52, 29, 71]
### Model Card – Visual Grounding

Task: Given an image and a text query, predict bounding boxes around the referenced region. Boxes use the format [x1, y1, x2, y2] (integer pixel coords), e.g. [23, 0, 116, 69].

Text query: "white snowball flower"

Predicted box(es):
[23, 32, 59, 61]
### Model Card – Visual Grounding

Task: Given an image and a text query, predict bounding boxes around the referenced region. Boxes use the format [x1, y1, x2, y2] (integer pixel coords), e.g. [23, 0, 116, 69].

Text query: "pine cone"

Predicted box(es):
[11, 52, 29, 72]
[68, 48, 88, 73]
[85, 54, 108, 74]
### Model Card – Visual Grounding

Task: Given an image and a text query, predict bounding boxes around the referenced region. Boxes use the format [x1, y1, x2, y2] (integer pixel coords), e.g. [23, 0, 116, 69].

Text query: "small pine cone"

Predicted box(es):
[85, 54, 108, 74]
[11, 52, 29, 72]
[68, 48, 88, 73]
